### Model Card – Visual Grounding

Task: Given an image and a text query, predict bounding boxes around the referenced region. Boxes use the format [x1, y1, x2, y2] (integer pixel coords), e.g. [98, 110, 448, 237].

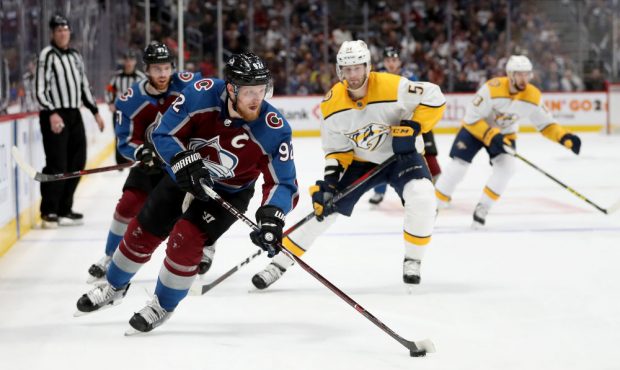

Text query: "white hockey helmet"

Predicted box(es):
[336, 40, 372, 82]
[505, 55, 533, 73]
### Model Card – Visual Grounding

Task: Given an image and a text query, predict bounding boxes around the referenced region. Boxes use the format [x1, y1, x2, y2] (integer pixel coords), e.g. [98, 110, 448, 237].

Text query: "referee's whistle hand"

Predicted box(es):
[50, 113, 65, 134]
[94, 113, 105, 132]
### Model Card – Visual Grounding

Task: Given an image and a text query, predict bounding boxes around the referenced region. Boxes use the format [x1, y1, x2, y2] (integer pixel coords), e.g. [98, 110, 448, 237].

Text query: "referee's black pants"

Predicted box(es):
[39, 109, 87, 216]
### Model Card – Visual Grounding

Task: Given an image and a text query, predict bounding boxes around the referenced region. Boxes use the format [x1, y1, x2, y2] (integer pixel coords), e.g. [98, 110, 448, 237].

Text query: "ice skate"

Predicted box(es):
[198, 243, 216, 275]
[251, 262, 287, 290]
[368, 192, 384, 205]
[126, 295, 172, 335]
[436, 198, 451, 210]
[87, 255, 112, 283]
[403, 258, 421, 285]
[58, 211, 84, 226]
[74, 282, 130, 316]
[472, 203, 489, 229]
[41, 214, 59, 229]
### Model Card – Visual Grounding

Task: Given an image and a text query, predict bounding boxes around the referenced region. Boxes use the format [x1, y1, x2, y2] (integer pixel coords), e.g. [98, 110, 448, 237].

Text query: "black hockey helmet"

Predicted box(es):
[383, 46, 400, 59]
[224, 53, 273, 98]
[123, 49, 139, 60]
[142, 42, 175, 66]
[49, 14, 70, 30]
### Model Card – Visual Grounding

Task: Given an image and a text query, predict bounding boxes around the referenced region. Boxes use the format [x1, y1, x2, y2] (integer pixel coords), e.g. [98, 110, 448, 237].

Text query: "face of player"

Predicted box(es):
[52, 26, 71, 49]
[124, 58, 137, 73]
[383, 57, 401, 74]
[341, 64, 367, 90]
[146, 63, 173, 91]
[231, 84, 266, 121]
[509, 71, 531, 92]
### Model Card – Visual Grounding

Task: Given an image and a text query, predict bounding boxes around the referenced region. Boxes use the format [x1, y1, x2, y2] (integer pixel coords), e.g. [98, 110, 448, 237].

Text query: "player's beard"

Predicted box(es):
[235, 101, 261, 121]
[149, 76, 171, 92]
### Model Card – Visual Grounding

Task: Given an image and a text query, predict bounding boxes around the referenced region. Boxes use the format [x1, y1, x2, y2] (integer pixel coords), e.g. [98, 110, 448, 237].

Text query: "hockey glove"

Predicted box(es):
[170, 150, 214, 200]
[309, 180, 337, 221]
[250, 205, 285, 258]
[135, 143, 162, 174]
[391, 120, 422, 157]
[560, 133, 581, 155]
[487, 133, 514, 157]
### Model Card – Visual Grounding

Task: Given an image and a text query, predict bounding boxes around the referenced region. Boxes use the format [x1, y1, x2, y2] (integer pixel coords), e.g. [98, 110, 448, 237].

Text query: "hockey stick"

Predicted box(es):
[11, 146, 137, 182]
[199, 178, 434, 357]
[505, 146, 620, 214]
[190, 155, 398, 295]
[189, 249, 263, 295]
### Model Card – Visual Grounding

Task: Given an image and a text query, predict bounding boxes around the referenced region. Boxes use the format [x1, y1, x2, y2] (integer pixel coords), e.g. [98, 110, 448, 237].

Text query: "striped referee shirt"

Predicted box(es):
[105, 69, 146, 104]
[36, 42, 98, 114]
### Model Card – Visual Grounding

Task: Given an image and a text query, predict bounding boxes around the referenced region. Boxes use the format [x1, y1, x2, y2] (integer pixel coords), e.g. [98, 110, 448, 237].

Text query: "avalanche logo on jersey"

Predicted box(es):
[344, 123, 390, 151]
[265, 112, 284, 129]
[188, 137, 238, 180]
[493, 110, 519, 128]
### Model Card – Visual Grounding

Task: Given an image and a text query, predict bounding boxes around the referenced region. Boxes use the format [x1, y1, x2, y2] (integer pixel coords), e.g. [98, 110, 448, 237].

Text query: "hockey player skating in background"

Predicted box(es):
[251, 40, 446, 290]
[86, 42, 214, 282]
[434, 55, 581, 227]
[76, 53, 299, 333]
[369, 46, 442, 205]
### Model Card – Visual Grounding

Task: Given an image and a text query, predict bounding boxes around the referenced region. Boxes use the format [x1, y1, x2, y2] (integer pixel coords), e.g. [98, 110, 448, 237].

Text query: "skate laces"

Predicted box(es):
[474, 203, 489, 218]
[403, 259, 421, 276]
[259, 263, 284, 284]
[97, 255, 112, 268]
[137, 296, 168, 324]
[86, 283, 116, 305]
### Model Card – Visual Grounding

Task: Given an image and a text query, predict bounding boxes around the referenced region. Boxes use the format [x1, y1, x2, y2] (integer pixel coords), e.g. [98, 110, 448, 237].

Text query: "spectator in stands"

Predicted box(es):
[0, 58, 9, 114]
[584, 67, 606, 91]
[560, 68, 584, 92]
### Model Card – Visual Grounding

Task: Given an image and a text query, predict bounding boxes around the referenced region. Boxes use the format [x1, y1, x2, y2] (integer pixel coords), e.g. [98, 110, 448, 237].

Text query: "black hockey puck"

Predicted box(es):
[410, 349, 426, 357]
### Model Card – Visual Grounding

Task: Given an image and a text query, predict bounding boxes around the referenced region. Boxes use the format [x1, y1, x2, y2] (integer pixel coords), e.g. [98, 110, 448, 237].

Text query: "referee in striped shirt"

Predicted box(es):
[36, 14, 105, 228]
[106, 50, 146, 164]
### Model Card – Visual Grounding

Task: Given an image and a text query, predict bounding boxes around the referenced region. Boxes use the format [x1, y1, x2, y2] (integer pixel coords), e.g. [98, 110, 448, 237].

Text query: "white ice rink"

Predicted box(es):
[1, 133, 619, 370]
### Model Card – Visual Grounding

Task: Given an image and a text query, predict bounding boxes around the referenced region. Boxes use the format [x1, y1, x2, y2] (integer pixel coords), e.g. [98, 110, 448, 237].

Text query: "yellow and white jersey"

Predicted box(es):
[320, 71, 446, 164]
[462, 77, 565, 142]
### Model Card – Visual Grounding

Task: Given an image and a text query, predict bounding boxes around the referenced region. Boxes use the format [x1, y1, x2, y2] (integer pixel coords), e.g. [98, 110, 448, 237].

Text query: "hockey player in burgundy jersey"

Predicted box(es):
[86, 42, 202, 282]
[75, 53, 298, 333]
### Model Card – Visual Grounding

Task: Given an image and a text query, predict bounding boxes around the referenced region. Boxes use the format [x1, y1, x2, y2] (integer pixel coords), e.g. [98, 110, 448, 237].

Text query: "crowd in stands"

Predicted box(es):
[0, 0, 616, 113]
[124, 0, 609, 96]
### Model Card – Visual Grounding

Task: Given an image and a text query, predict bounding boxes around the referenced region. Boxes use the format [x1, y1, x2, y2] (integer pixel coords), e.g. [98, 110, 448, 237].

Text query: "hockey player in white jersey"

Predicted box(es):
[434, 55, 581, 227]
[251, 40, 446, 289]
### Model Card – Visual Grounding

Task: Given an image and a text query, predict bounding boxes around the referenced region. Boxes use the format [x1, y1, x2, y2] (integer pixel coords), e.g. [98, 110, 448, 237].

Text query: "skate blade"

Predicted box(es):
[86, 275, 105, 284]
[73, 298, 124, 317]
[124, 327, 146, 336]
[471, 221, 486, 230]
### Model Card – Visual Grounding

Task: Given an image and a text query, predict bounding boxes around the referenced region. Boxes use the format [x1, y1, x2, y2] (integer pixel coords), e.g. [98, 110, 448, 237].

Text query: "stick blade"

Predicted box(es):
[406, 338, 435, 357]
[606, 198, 620, 214]
[11, 146, 38, 179]
[188, 283, 206, 296]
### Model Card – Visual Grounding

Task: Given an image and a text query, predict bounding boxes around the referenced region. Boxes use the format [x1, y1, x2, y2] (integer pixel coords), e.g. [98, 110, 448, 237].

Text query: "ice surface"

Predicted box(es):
[1, 133, 619, 370]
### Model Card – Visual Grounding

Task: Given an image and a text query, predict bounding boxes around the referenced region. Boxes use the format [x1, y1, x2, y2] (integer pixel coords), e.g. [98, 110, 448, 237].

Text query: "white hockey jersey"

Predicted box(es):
[320, 72, 446, 167]
[462, 77, 571, 144]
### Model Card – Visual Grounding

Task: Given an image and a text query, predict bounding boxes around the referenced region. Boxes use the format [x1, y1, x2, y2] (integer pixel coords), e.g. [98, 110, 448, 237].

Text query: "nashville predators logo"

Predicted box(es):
[494, 111, 519, 128]
[344, 123, 390, 151]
